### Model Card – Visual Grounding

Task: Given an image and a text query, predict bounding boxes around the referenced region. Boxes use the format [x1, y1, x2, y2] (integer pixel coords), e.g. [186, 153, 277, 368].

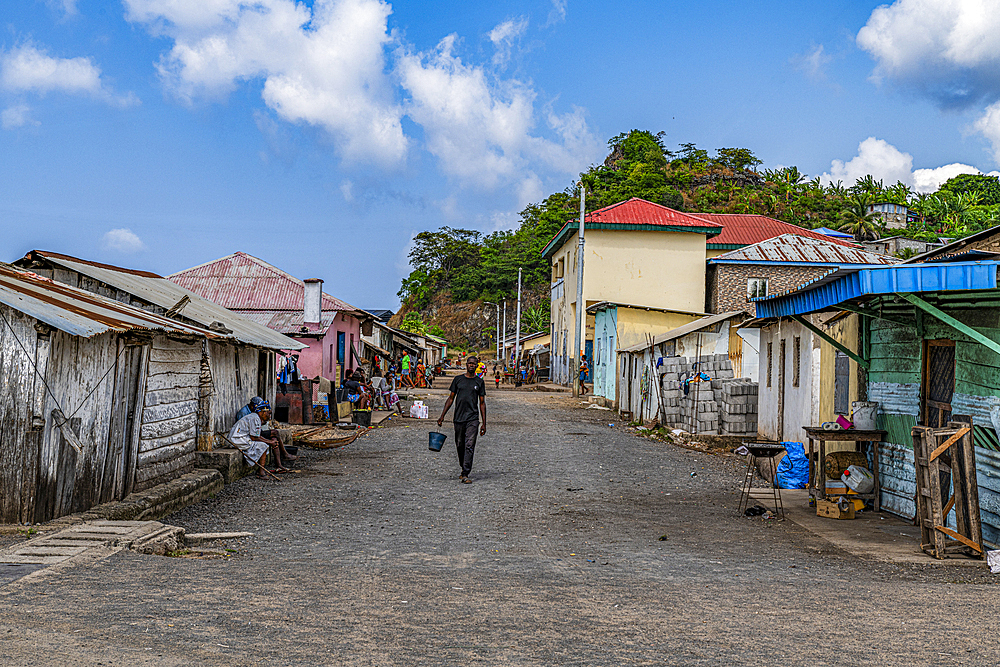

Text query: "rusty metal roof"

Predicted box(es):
[237, 310, 337, 336]
[709, 234, 899, 265]
[696, 214, 858, 248]
[0, 263, 221, 339]
[167, 252, 366, 316]
[26, 251, 305, 350]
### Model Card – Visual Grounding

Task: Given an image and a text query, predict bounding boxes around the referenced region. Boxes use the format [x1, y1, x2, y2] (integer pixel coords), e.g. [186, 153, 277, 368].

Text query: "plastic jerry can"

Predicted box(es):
[841, 465, 874, 494]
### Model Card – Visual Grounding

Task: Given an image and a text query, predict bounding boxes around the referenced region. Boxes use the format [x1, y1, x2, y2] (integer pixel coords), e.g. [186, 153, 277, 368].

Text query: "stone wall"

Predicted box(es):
[709, 264, 831, 316]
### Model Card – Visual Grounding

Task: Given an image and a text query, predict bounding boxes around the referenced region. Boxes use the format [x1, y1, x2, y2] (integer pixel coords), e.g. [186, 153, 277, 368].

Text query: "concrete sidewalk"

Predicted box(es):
[755, 489, 986, 567]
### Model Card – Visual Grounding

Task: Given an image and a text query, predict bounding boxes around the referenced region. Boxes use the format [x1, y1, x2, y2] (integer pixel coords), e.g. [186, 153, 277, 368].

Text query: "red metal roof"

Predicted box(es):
[168, 252, 362, 314]
[579, 198, 723, 229]
[711, 234, 897, 265]
[696, 213, 857, 248]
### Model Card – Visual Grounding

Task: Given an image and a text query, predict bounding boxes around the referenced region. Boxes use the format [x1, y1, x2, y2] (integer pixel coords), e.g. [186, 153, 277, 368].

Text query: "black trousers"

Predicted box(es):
[454, 420, 479, 476]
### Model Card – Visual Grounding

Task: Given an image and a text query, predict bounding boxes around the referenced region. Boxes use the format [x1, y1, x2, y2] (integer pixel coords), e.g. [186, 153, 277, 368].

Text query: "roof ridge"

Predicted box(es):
[32, 250, 164, 279]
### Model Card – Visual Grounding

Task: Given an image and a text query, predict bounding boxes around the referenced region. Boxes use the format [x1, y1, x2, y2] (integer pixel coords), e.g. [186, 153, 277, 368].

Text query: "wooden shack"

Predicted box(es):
[0, 263, 224, 523]
[15, 251, 305, 451]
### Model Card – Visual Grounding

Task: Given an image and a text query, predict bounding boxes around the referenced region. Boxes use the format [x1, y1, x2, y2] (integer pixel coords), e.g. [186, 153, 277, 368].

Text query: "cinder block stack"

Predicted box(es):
[656, 354, 743, 434]
[716, 379, 759, 436]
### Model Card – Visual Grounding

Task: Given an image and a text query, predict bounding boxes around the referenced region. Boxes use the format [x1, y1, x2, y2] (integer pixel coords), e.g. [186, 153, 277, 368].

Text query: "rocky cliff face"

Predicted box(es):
[391, 287, 548, 350]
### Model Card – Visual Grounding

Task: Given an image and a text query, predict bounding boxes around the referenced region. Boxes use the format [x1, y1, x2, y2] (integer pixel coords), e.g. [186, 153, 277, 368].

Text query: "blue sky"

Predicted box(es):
[4, 0, 1000, 307]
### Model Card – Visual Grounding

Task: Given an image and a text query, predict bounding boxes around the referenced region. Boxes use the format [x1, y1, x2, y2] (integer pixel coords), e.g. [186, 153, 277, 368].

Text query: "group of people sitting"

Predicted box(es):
[228, 396, 298, 478]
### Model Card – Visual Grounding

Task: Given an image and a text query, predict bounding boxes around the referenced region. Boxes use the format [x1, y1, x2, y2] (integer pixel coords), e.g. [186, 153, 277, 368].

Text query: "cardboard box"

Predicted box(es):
[816, 498, 855, 520]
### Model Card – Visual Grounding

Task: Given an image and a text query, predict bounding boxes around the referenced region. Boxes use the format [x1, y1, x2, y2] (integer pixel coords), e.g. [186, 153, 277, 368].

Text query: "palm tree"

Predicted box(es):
[839, 193, 880, 242]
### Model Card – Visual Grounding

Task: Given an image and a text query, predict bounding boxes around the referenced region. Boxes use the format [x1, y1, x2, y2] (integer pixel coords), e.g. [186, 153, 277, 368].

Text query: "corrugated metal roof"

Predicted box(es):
[29, 251, 305, 350]
[0, 263, 221, 339]
[697, 214, 857, 247]
[619, 312, 744, 353]
[236, 310, 336, 336]
[168, 252, 365, 315]
[754, 261, 1000, 318]
[710, 234, 898, 265]
[542, 198, 723, 258]
[586, 300, 705, 316]
[901, 225, 1000, 264]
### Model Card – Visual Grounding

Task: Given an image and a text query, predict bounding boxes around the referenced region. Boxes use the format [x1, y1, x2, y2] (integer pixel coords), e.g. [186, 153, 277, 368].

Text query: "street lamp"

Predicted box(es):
[484, 301, 500, 361]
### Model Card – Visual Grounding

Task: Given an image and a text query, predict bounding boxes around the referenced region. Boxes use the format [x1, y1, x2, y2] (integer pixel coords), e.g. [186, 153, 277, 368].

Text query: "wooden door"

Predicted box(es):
[922, 340, 956, 428]
[101, 342, 148, 502]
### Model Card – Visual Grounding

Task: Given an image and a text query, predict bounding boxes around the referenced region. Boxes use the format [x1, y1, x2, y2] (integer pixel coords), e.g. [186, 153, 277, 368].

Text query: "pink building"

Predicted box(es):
[168, 252, 372, 389]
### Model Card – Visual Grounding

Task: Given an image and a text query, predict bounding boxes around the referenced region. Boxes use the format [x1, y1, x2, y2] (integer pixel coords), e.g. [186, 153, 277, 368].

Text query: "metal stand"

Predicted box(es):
[738, 444, 786, 519]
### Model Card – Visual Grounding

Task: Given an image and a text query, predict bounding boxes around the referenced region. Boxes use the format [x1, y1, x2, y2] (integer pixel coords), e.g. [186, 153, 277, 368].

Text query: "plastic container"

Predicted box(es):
[851, 401, 879, 430]
[835, 414, 853, 430]
[429, 431, 447, 452]
[841, 465, 874, 494]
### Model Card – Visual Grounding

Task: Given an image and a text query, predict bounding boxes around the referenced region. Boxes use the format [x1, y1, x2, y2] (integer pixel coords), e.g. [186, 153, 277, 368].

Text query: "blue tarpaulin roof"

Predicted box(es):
[753, 261, 1000, 318]
[813, 226, 855, 239]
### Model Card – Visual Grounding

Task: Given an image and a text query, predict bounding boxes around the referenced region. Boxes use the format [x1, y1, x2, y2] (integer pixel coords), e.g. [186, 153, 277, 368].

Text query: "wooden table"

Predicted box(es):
[803, 428, 887, 512]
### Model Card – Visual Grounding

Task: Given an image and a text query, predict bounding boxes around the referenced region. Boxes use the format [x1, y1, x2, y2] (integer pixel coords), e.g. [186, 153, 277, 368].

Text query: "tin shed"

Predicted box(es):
[0, 264, 221, 523]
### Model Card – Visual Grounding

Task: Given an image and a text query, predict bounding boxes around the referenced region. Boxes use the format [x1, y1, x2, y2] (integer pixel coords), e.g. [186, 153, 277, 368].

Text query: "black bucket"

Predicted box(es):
[429, 431, 447, 452]
[352, 409, 372, 427]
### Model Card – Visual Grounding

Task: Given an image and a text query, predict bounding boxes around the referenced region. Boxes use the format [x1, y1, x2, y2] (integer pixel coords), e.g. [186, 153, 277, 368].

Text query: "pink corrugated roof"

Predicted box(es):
[168, 252, 361, 313]
[236, 310, 337, 335]
[696, 213, 857, 248]
[712, 234, 898, 265]
[580, 198, 723, 229]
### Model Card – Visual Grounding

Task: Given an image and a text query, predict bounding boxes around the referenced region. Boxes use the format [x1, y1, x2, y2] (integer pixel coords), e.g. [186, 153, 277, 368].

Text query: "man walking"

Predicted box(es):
[437, 355, 487, 484]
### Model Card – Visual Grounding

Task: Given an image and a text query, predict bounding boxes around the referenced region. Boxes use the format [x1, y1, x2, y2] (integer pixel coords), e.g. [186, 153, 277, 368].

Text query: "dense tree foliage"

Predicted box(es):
[399, 130, 1000, 309]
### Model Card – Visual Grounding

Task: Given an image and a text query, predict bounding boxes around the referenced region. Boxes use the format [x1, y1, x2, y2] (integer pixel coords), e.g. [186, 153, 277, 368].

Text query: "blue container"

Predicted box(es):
[429, 431, 447, 452]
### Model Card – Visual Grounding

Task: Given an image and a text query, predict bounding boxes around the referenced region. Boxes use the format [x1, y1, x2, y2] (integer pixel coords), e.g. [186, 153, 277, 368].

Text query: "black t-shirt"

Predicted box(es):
[449, 374, 485, 423]
[344, 380, 362, 394]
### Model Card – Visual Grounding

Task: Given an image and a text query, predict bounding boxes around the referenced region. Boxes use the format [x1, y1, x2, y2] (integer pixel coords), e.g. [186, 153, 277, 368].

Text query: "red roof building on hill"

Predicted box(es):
[693, 213, 857, 255]
[541, 197, 722, 258]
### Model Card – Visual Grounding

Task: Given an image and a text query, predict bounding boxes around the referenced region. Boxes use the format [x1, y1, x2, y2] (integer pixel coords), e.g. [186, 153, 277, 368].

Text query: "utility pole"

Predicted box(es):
[515, 268, 522, 372]
[502, 301, 506, 368]
[573, 180, 586, 397]
[484, 301, 500, 361]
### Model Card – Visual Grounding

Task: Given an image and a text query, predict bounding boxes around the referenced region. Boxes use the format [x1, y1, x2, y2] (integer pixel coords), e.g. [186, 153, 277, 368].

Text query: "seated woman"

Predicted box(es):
[344, 371, 370, 410]
[228, 401, 288, 476]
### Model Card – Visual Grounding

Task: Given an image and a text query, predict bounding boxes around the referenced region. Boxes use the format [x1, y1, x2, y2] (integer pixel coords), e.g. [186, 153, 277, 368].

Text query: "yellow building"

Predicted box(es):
[542, 198, 722, 385]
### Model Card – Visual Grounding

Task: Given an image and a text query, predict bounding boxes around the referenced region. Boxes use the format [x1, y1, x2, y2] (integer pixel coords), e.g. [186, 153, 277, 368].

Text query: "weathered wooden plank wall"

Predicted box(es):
[203, 341, 260, 447]
[38, 329, 120, 520]
[0, 306, 39, 524]
[136, 336, 199, 490]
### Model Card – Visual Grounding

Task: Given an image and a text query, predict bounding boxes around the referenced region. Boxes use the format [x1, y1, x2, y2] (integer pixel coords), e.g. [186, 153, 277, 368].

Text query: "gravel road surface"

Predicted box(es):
[0, 384, 997, 665]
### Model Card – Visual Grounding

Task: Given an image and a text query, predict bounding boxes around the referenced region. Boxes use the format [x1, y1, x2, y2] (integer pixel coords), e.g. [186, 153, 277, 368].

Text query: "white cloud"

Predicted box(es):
[1, 104, 37, 129]
[489, 17, 528, 67]
[819, 137, 914, 188]
[792, 44, 831, 82]
[398, 35, 601, 188]
[340, 179, 354, 202]
[1, 44, 103, 94]
[102, 228, 146, 253]
[46, 0, 79, 17]
[124, 0, 407, 166]
[819, 136, 987, 193]
[126, 0, 598, 187]
[0, 44, 137, 108]
[857, 0, 1000, 109]
[913, 162, 983, 192]
[546, 0, 567, 26]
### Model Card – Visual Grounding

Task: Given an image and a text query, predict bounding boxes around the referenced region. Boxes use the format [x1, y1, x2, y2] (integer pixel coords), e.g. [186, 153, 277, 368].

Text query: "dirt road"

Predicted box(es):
[0, 386, 997, 665]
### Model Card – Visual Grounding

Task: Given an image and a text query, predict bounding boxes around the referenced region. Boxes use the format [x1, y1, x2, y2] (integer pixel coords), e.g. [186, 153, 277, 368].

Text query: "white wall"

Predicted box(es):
[757, 320, 815, 443]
